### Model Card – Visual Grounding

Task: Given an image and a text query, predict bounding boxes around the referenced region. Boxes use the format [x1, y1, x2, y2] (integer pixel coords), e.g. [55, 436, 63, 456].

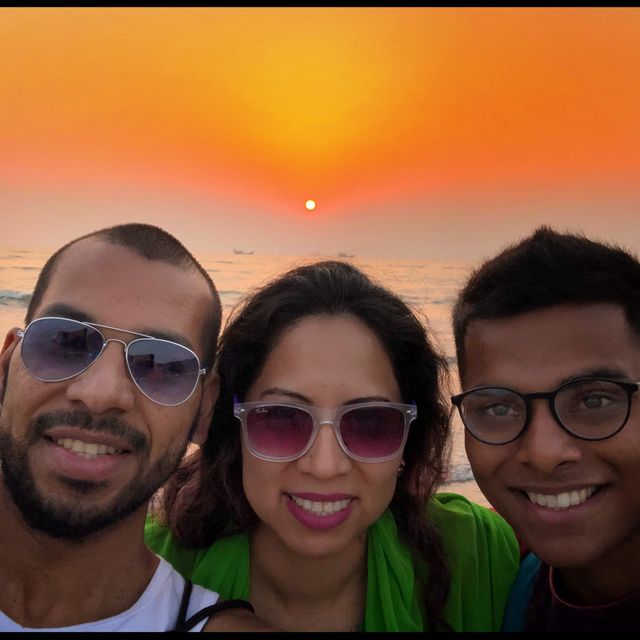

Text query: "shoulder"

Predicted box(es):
[145, 516, 252, 598]
[201, 601, 275, 632]
[427, 492, 520, 574]
[426, 493, 521, 631]
[144, 516, 203, 578]
[428, 492, 517, 544]
[501, 553, 542, 631]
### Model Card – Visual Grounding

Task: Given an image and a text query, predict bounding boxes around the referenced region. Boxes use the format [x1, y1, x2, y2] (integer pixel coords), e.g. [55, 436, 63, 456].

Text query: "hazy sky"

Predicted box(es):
[1, 7, 640, 261]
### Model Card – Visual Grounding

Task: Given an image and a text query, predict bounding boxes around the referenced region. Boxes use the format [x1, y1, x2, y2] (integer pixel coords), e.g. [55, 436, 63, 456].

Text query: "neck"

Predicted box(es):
[0, 486, 158, 629]
[555, 546, 640, 606]
[248, 523, 367, 631]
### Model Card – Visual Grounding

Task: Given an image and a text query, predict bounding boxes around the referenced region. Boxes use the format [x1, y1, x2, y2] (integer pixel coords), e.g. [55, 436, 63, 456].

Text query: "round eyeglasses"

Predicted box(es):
[451, 377, 640, 445]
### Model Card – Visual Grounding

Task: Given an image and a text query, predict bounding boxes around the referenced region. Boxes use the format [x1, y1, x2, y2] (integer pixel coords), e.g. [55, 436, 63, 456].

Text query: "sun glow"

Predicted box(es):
[305, 199, 316, 211]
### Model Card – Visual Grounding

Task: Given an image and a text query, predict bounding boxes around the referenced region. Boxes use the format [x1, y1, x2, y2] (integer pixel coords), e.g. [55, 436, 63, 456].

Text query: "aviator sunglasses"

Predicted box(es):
[234, 398, 417, 463]
[17, 316, 207, 406]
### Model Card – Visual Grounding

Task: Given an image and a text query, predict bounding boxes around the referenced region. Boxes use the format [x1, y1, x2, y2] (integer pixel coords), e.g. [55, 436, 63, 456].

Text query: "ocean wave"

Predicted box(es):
[0, 290, 31, 306]
[444, 463, 476, 484]
[400, 294, 426, 305]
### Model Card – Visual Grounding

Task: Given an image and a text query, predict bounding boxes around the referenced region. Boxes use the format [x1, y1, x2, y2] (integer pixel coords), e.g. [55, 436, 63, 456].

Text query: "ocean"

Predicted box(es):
[0, 247, 488, 506]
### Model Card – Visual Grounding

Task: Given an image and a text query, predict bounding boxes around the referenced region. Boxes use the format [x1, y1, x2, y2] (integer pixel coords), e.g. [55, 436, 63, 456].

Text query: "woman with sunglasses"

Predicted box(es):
[145, 260, 519, 631]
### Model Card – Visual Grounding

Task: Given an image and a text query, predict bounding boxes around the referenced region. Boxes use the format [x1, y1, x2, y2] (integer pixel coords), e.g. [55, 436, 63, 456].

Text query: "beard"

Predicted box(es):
[0, 407, 193, 541]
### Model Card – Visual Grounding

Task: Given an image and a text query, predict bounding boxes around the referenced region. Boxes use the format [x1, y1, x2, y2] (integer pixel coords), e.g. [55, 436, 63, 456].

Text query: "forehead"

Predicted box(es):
[252, 314, 401, 400]
[462, 303, 640, 391]
[34, 238, 211, 352]
[271, 314, 389, 360]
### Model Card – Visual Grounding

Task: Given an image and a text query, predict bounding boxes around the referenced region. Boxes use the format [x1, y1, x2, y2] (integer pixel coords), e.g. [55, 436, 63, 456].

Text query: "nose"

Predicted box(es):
[296, 421, 352, 478]
[65, 341, 136, 414]
[514, 399, 583, 472]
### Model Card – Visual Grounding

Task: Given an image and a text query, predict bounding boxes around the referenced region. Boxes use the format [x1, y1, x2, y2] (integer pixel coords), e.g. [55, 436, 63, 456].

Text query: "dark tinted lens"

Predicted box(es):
[21, 318, 103, 381]
[460, 388, 526, 444]
[127, 339, 200, 405]
[339, 406, 406, 460]
[245, 405, 314, 459]
[555, 380, 630, 439]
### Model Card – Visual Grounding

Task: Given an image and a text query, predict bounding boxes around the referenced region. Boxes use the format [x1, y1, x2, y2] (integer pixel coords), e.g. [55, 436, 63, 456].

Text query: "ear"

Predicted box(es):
[190, 370, 220, 445]
[0, 328, 21, 404]
[1, 327, 20, 356]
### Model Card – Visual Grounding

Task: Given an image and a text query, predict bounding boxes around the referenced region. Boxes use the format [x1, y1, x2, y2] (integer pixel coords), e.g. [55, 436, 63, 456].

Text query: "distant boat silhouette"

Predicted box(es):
[338, 252, 355, 258]
[233, 249, 254, 255]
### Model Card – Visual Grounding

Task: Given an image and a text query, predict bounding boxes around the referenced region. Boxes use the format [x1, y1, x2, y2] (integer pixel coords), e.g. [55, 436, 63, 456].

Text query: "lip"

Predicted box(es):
[511, 484, 606, 523]
[285, 493, 355, 531]
[290, 492, 353, 501]
[40, 434, 135, 484]
[515, 483, 604, 495]
[43, 427, 137, 453]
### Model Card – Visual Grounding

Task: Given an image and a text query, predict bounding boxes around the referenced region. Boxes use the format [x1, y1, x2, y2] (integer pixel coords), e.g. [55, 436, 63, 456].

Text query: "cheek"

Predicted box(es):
[1, 373, 46, 425]
[361, 463, 399, 511]
[464, 435, 501, 479]
[241, 446, 284, 514]
[600, 434, 640, 475]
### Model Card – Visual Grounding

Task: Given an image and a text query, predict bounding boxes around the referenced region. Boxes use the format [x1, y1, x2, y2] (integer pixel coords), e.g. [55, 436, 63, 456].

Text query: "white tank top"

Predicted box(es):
[0, 556, 220, 632]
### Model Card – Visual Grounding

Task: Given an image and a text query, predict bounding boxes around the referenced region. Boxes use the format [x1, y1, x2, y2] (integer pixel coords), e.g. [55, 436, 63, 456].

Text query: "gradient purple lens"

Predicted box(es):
[340, 406, 405, 459]
[21, 318, 104, 381]
[21, 318, 200, 405]
[127, 339, 200, 405]
[246, 405, 314, 458]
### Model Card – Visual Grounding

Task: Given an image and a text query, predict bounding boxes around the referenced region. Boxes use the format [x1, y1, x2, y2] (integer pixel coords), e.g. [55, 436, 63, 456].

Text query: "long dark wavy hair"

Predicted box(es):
[158, 260, 454, 629]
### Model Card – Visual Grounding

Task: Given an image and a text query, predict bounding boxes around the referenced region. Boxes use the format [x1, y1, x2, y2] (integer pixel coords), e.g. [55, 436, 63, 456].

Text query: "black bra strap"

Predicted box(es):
[170, 579, 255, 632]
[171, 579, 194, 632]
[183, 598, 256, 631]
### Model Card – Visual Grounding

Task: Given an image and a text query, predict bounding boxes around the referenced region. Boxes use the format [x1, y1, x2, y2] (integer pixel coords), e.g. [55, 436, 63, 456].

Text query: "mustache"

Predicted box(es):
[30, 410, 147, 452]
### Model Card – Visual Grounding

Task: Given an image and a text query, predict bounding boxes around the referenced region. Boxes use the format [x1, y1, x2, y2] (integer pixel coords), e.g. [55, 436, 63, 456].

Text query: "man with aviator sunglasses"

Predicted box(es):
[0, 223, 270, 631]
[452, 226, 640, 631]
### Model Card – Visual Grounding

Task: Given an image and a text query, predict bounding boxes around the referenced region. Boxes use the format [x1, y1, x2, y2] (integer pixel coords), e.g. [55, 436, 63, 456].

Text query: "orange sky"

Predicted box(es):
[1, 7, 640, 259]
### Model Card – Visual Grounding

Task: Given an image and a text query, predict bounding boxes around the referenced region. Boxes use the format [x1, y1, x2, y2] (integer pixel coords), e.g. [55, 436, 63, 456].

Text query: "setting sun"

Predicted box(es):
[305, 199, 316, 211]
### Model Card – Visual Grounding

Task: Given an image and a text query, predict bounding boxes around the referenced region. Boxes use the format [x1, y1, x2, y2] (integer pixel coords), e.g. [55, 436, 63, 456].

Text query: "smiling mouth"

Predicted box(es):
[524, 486, 600, 510]
[288, 494, 353, 516]
[49, 437, 125, 460]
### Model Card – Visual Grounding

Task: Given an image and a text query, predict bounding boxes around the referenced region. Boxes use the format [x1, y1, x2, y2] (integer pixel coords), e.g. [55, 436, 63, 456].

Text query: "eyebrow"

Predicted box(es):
[558, 368, 632, 385]
[258, 387, 393, 405]
[473, 367, 634, 391]
[36, 303, 194, 349]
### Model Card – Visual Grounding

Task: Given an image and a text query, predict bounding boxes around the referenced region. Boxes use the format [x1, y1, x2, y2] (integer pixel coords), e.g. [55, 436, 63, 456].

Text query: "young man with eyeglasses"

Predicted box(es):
[452, 225, 640, 632]
[0, 223, 270, 631]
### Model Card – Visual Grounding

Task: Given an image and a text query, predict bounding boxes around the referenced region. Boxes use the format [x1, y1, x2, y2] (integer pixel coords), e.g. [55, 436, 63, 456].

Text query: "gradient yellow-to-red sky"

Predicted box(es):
[1, 7, 640, 258]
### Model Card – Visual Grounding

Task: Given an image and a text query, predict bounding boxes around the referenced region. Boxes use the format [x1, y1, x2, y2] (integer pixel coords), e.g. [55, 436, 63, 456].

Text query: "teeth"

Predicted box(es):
[290, 495, 352, 516]
[526, 487, 597, 510]
[56, 438, 121, 458]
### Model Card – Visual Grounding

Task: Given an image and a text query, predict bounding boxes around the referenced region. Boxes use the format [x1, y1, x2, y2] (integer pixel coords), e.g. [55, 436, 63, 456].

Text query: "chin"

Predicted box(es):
[520, 538, 600, 570]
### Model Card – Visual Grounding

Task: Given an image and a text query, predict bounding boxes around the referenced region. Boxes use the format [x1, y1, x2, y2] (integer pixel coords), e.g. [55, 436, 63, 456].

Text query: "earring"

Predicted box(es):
[397, 460, 406, 476]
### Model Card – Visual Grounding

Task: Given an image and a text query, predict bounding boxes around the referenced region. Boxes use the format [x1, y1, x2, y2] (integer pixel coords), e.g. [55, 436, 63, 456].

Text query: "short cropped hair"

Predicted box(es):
[453, 225, 640, 377]
[26, 223, 222, 368]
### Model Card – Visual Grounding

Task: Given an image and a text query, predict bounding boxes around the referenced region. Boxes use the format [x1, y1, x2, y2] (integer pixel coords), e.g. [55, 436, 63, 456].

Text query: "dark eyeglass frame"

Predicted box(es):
[451, 377, 640, 445]
[233, 398, 417, 463]
[17, 316, 207, 407]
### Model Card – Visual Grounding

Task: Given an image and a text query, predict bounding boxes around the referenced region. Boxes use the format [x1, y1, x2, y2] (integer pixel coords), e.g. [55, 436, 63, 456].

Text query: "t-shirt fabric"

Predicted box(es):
[523, 559, 639, 631]
[0, 556, 219, 632]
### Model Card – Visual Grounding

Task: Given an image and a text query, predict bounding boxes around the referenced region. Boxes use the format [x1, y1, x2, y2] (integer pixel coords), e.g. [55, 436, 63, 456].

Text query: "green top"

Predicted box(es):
[145, 492, 519, 631]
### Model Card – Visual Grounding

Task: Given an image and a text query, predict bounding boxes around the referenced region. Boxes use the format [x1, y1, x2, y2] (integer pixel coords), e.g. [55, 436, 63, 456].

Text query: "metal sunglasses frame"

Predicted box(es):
[17, 316, 207, 406]
[234, 399, 417, 463]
